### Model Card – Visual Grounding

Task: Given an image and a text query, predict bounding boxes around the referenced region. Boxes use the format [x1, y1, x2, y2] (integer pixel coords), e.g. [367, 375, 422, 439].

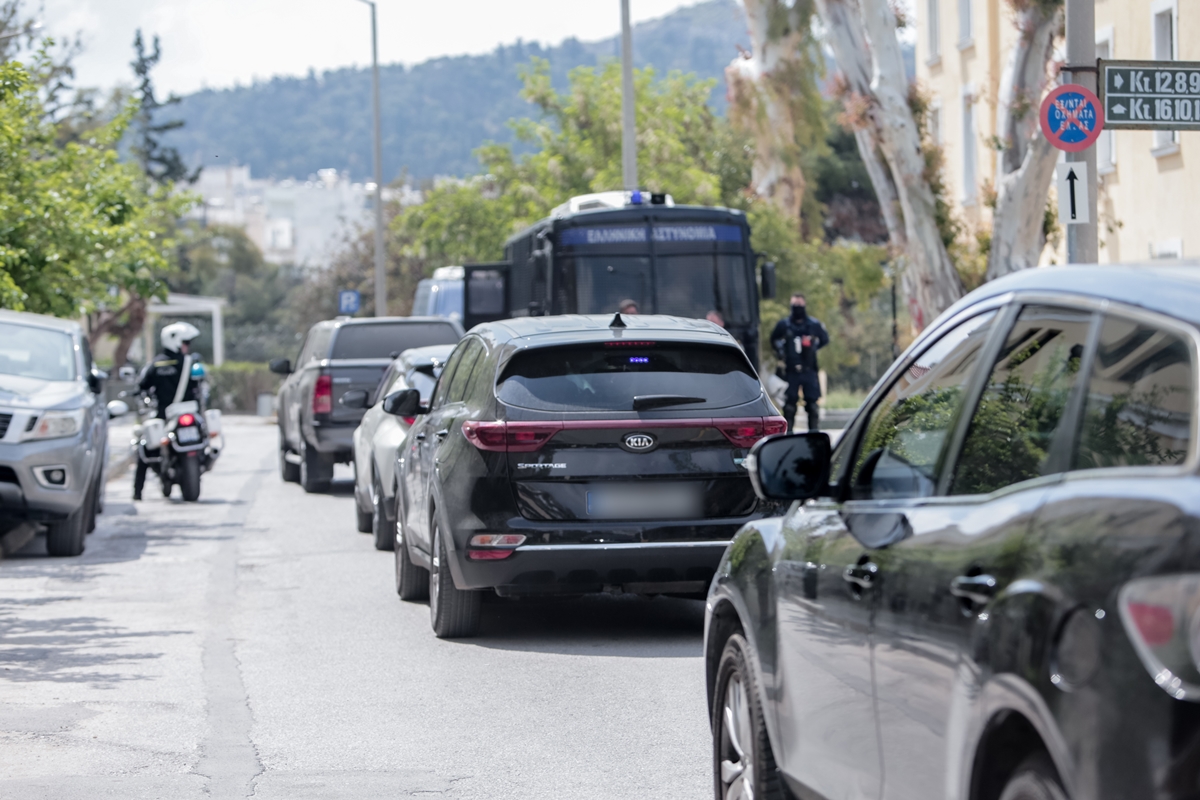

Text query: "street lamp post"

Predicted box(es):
[358, 0, 387, 316]
[620, 0, 638, 192]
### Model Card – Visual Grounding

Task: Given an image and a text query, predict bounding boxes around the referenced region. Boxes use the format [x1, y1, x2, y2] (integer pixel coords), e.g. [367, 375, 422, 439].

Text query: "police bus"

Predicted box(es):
[460, 191, 776, 367]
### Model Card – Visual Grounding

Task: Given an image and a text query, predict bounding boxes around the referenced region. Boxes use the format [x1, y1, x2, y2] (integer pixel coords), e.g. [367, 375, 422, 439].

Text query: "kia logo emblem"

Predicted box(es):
[623, 432, 657, 452]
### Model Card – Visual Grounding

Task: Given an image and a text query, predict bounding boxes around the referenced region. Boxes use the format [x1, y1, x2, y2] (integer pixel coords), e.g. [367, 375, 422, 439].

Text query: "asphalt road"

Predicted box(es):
[0, 417, 712, 799]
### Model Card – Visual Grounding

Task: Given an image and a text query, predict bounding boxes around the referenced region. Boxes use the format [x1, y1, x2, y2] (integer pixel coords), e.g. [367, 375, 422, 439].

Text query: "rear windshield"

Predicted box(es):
[330, 323, 460, 360]
[496, 343, 761, 412]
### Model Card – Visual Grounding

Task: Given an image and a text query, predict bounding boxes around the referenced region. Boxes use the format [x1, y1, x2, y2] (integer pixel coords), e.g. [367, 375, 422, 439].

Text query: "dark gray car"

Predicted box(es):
[707, 264, 1200, 800]
[271, 317, 462, 492]
[0, 310, 113, 556]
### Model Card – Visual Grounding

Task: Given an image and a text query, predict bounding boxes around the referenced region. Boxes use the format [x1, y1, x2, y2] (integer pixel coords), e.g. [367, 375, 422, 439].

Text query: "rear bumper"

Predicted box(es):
[307, 422, 355, 458]
[448, 538, 731, 595]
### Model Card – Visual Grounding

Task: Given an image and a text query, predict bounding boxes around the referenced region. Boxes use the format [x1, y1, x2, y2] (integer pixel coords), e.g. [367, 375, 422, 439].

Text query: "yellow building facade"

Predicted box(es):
[918, 0, 1199, 263]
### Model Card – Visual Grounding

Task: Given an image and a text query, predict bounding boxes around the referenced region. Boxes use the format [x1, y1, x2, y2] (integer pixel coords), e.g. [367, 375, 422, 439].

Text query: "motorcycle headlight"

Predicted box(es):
[23, 408, 86, 441]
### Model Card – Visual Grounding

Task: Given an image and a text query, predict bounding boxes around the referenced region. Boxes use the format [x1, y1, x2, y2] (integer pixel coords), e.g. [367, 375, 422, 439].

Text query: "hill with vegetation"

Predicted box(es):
[166, 0, 747, 181]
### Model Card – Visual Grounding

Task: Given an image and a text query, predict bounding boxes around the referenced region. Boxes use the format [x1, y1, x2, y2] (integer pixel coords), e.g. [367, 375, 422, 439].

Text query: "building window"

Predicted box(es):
[927, 0, 941, 63]
[1153, 0, 1179, 153]
[929, 103, 942, 147]
[962, 92, 977, 203]
[1096, 34, 1116, 173]
[958, 0, 972, 47]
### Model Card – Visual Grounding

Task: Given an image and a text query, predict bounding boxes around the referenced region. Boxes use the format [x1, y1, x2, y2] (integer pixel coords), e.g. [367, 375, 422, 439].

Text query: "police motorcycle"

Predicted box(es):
[131, 323, 223, 502]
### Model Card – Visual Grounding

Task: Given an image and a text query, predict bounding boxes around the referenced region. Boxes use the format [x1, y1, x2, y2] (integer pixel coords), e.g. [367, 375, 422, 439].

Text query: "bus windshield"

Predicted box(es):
[569, 254, 751, 323]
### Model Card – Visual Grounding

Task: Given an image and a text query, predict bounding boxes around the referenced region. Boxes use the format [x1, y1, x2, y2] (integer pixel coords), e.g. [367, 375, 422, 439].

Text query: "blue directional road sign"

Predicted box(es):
[338, 290, 361, 315]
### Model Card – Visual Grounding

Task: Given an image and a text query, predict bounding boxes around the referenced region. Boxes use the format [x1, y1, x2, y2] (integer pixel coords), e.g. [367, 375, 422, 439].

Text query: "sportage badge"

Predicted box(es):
[623, 432, 657, 452]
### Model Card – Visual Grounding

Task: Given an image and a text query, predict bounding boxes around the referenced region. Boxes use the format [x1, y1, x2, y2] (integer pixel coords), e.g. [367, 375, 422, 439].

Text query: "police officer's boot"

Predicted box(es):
[805, 401, 820, 433]
[783, 403, 798, 433]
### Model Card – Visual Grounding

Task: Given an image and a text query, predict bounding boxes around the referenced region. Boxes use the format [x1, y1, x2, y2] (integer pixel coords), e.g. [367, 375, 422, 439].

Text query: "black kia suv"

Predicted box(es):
[389, 314, 785, 637]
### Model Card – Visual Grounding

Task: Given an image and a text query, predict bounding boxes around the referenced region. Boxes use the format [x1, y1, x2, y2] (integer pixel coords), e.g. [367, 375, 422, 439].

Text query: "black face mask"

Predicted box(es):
[791, 304, 807, 322]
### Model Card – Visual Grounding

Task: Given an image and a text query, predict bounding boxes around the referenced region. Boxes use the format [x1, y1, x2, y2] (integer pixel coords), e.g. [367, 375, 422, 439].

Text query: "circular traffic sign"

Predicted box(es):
[1040, 84, 1105, 152]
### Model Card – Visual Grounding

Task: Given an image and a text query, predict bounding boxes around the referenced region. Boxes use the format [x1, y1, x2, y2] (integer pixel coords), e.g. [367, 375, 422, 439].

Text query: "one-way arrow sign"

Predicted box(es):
[1057, 163, 1090, 225]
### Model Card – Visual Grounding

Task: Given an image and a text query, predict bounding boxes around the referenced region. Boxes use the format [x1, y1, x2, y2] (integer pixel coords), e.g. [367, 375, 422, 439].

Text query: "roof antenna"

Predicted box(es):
[609, 312, 627, 328]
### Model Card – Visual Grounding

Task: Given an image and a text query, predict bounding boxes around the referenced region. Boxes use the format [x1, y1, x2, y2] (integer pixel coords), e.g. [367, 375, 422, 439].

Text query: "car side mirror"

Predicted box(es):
[87, 368, 107, 394]
[269, 358, 292, 375]
[106, 399, 129, 419]
[747, 432, 832, 501]
[382, 388, 422, 417]
[340, 389, 369, 409]
[761, 261, 777, 300]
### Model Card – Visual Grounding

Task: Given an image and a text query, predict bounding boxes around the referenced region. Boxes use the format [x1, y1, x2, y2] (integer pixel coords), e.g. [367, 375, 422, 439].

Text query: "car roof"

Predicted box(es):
[332, 316, 459, 327]
[952, 262, 1200, 325]
[476, 314, 741, 350]
[0, 309, 81, 335]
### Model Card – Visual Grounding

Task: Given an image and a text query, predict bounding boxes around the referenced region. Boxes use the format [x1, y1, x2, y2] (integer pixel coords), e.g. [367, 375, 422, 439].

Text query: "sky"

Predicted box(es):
[42, 0, 708, 97]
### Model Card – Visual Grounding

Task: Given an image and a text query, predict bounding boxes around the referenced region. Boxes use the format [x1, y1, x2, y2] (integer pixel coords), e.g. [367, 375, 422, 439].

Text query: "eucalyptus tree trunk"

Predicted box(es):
[987, 3, 1063, 280]
[724, 0, 809, 221]
[814, 0, 965, 329]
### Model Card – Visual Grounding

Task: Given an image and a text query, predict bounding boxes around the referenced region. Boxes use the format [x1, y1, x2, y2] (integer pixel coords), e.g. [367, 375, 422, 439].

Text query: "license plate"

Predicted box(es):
[177, 426, 201, 444]
[586, 484, 701, 519]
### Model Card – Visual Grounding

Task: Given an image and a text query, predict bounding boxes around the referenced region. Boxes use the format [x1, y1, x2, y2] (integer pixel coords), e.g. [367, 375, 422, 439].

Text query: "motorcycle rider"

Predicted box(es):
[133, 322, 204, 500]
[770, 293, 829, 433]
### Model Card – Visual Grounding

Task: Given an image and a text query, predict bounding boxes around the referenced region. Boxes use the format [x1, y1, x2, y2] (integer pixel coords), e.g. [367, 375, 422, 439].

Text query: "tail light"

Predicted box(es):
[1118, 574, 1200, 699]
[467, 533, 526, 560]
[716, 416, 789, 447]
[763, 416, 788, 436]
[462, 421, 562, 452]
[313, 374, 333, 414]
[403, 416, 416, 426]
[177, 413, 195, 427]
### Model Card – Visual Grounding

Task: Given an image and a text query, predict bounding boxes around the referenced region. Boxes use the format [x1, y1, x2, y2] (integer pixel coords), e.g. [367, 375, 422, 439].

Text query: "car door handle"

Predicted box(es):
[950, 574, 997, 606]
[842, 562, 878, 589]
[435, 429, 449, 440]
[415, 432, 426, 441]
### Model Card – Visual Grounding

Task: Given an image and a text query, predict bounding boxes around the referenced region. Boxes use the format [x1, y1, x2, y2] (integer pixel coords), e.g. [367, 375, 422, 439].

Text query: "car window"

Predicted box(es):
[330, 322, 460, 360]
[299, 327, 332, 364]
[850, 311, 997, 500]
[80, 335, 93, 374]
[446, 339, 485, 404]
[407, 369, 439, 404]
[1073, 314, 1193, 469]
[950, 305, 1094, 495]
[496, 342, 761, 412]
[0, 322, 77, 381]
[429, 344, 468, 410]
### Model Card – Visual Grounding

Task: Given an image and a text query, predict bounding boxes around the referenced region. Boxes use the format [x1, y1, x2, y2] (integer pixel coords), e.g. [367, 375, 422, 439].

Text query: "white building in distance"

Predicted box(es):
[188, 166, 421, 267]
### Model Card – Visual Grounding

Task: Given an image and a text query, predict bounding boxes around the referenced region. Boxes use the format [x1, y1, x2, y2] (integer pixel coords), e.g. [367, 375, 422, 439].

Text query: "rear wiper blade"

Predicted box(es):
[632, 394, 706, 411]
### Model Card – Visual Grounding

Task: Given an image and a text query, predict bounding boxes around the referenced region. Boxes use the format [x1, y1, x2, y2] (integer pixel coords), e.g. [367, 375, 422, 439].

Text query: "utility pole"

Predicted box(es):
[359, 0, 387, 315]
[620, 0, 638, 192]
[1064, 0, 1098, 263]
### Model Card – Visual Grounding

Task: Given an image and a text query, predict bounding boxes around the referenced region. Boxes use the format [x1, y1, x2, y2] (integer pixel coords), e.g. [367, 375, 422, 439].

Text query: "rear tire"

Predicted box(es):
[356, 495, 374, 533]
[372, 478, 394, 551]
[997, 754, 1068, 800]
[712, 632, 785, 800]
[180, 454, 201, 502]
[45, 506, 86, 557]
[299, 440, 331, 493]
[429, 517, 480, 638]
[395, 506, 429, 601]
[279, 430, 300, 483]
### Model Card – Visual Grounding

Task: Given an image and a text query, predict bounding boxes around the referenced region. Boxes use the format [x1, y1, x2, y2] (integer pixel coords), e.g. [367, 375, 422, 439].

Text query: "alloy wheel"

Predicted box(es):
[719, 672, 756, 799]
[429, 522, 442, 619]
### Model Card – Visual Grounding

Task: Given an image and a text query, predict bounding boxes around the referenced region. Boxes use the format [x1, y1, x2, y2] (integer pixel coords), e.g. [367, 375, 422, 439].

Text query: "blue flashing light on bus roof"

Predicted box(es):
[629, 190, 644, 205]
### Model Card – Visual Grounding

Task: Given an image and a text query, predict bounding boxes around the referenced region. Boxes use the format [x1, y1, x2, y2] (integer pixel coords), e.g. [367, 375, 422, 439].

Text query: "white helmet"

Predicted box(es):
[161, 321, 201, 352]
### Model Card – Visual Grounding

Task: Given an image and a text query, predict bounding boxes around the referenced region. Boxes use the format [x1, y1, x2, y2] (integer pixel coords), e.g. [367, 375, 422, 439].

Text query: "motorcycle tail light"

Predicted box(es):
[716, 418, 765, 448]
[403, 416, 416, 426]
[462, 421, 561, 452]
[177, 413, 195, 427]
[313, 374, 333, 415]
[1118, 574, 1200, 700]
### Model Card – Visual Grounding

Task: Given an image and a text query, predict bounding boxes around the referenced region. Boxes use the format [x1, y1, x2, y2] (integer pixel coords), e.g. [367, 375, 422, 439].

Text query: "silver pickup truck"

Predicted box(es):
[0, 310, 119, 556]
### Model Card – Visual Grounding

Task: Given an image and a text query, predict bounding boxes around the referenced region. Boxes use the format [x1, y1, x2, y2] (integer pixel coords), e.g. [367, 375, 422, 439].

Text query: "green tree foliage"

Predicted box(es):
[130, 30, 196, 185]
[0, 55, 190, 316]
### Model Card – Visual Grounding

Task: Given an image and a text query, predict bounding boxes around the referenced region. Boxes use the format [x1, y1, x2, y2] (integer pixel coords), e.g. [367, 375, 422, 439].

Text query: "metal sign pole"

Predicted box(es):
[620, 0, 638, 192]
[1064, 0, 1098, 263]
[360, 0, 387, 316]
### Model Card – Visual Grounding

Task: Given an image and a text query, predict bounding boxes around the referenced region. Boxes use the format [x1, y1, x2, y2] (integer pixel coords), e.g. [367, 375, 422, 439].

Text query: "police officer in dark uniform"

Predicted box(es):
[771, 292, 829, 432]
[133, 322, 203, 500]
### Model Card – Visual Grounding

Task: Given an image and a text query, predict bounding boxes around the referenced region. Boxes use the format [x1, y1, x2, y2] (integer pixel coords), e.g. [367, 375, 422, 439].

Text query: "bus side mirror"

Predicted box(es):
[761, 261, 777, 300]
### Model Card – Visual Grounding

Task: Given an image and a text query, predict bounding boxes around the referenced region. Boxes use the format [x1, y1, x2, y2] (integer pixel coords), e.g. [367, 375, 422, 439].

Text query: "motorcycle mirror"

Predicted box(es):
[106, 400, 130, 419]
